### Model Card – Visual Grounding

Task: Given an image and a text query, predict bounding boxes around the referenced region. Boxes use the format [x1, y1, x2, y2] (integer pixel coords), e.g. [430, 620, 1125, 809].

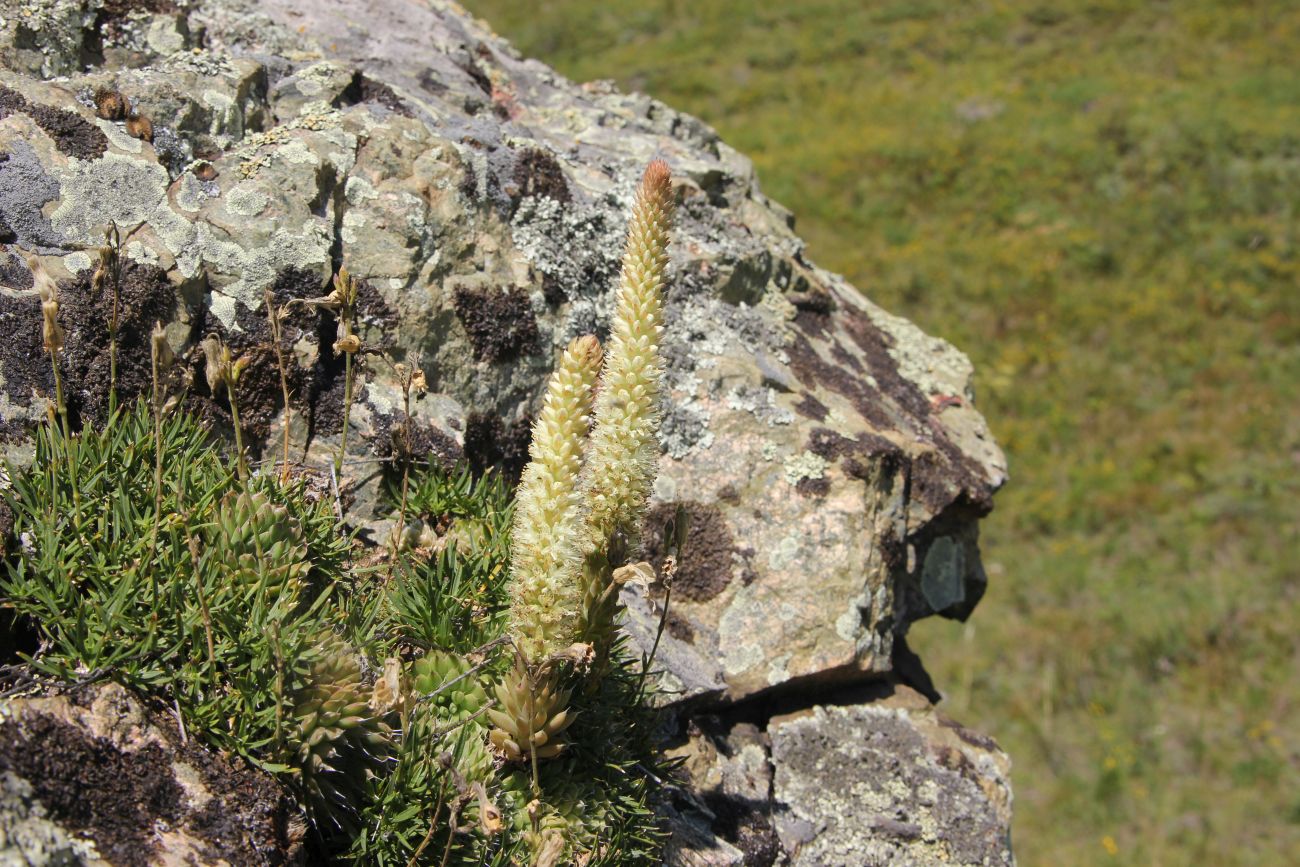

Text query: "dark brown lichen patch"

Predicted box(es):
[795, 476, 830, 498]
[355, 275, 399, 335]
[786, 327, 994, 514]
[510, 148, 570, 209]
[790, 289, 835, 339]
[0, 259, 175, 430]
[179, 267, 348, 452]
[664, 609, 696, 643]
[0, 84, 108, 161]
[539, 271, 567, 305]
[840, 306, 930, 422]
[0, 248, 33, 288]
[97, 0, 178, 44]
[60, 260, 176, 428]
[643, 501, 736, 603]
[452, 285, 539, 362]
[785, 333, 894, 433]
[463, 411, 531, 482]
[793, 392, 828, 421]
[0, 713, 183, 867]
[806, 427, 890, 463]
[170, 724, 300, 863]
[829, 339, 864, 373]
[702, 791, 781, 867]
[0, 288, 49, 413]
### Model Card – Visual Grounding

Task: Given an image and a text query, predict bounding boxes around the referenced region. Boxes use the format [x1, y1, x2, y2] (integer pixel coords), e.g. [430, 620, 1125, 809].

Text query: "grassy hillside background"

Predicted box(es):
[461, 1, 1299, 863]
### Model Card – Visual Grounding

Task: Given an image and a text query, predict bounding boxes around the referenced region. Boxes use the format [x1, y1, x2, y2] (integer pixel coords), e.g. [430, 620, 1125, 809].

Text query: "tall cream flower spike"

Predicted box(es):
[508, 334, 603, 662]
[493, 161, 673, 776]
[580, 160, 674, 555]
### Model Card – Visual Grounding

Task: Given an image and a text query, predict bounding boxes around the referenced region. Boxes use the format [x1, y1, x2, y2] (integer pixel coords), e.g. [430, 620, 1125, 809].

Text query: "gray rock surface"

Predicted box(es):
[0, 0, 1013, 862]
[770, 688, 1013, 866]
[664, 686, 1014, 867]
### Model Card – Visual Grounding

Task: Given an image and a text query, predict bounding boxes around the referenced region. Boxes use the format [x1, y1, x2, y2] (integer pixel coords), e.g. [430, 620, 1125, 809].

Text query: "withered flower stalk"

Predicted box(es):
[264, 288, 293, 482]
[331, 267, 361, 475]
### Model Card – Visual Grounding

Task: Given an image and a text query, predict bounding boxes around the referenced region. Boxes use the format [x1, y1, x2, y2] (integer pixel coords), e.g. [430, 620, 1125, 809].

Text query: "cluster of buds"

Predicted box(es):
[200, 334, 250, 396]
[89, 223, 121, 299]
[149, 321, 186, 416]
[329, 267, 361, 356]
[201, 333, 253, 476]
[391, 361, 428, 401]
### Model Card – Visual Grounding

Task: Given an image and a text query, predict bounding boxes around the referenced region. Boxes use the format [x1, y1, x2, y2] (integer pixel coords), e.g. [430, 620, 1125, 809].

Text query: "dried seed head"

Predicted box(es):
[24, 254, 58, 305]
[41, 300, 63, 352]
[533, 829, 566, 867]
[410, 367, 428, 396]
[150, 321, 175, 370]
[94, 88, 129, 121]
[370, 657, 405, 716]
[334, 333, 361, 354]
[201, 335, 226, 394]
[125, 113, 153, 142]
[474, 781, 503, 837]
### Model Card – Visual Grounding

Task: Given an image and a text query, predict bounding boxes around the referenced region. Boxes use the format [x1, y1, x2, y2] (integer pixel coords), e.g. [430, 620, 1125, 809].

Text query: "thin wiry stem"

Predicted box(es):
[229, 380, 247, 480]
[106, 222, 122, 412]
[148, 333, 164, 605]
[264, 289, 293, 483]
[338, 351, 353, 475]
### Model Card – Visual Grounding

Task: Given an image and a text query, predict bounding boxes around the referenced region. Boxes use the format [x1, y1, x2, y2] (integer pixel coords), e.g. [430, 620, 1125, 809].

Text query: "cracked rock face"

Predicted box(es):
[770, 690, 1014, 866]
[665, 686, 1014, 867]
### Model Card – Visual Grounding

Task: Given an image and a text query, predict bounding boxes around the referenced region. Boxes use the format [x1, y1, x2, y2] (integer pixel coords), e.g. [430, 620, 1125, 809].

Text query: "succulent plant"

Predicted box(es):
[411, 649, 489, 719]
[290, 632, 392, 820]
[210, 487, 311, 601]
[487, 654, 576, 764]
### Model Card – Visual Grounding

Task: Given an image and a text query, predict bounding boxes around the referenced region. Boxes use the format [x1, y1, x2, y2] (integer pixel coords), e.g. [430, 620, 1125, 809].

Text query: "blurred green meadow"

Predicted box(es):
[463, 1, 1300, 863]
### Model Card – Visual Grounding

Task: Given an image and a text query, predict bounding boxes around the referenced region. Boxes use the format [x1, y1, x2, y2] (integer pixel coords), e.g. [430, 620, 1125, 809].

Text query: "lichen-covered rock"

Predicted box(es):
[770, 687, 1014, 867]
[0, 0, 1004, 706]
[0, 0, 1013, 861]
[664, 685, 1014, 866]
[0, 682, 305, 865]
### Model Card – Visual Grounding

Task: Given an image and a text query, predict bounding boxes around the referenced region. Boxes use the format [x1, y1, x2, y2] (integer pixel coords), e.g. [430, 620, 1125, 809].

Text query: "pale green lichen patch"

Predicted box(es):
[62, 251, 90, 273]
[225, 182, 269, 217]
[50, 152, 169, 242]
[95, 118, 143, 154]
[782, 449, 828, 485]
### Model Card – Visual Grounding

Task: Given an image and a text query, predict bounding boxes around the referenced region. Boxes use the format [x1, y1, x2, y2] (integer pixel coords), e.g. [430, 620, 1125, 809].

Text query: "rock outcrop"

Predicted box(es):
[0, 0, 1012, 863]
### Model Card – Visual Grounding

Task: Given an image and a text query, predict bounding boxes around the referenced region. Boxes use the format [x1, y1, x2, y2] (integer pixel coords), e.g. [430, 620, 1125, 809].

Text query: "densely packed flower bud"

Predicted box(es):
[508, 335, 603, 661]
[580, 160, 673, 554]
